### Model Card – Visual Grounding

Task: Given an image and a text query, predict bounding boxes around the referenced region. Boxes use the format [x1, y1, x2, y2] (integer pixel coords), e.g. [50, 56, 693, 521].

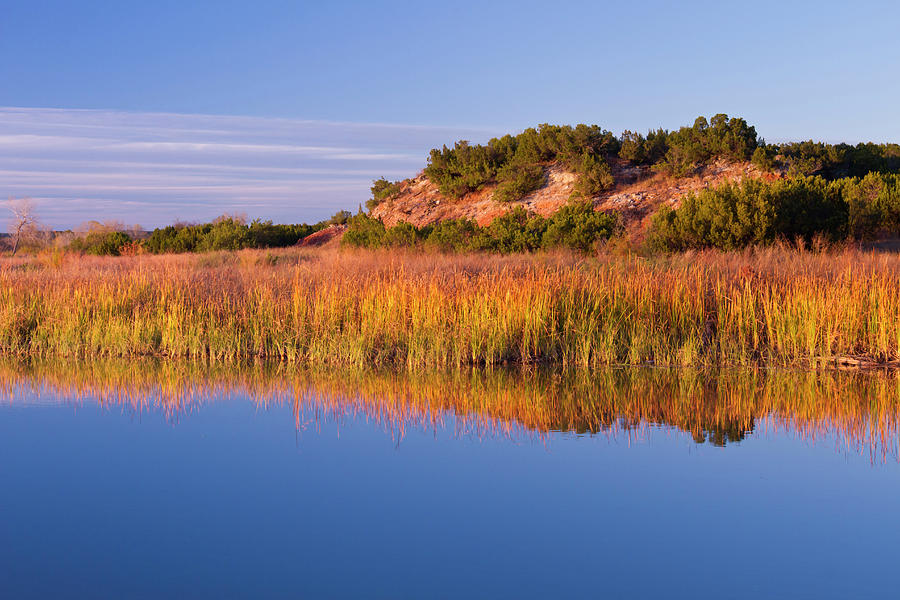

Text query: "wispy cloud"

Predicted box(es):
[0, 107, 498, 228]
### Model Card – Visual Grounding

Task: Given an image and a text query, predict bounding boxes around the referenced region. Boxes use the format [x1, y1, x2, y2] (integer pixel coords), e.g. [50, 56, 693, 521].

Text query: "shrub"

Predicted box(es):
[326, 210, 352, 226]
[751, 145, 776, 171]
[839, 173, 885, 239]
[542, 200, 618, 252]
[425, 219, 480, 251]
[367, 178, 404, 210]
[649, 177, 848, 251]
[69, 230, 133, 256]
[476, 207, 547, 253]
[494, 164, 546, 202]
[382, 221, 423, 247]
[342, 213, 387, 249]
[872, 174, 900, 231]
[197, 218, 251, 252]
[345, 201, 619, 254]
[424, 140, 511, 198]
[144, 224, 205, 254]
[618, 130, 646, 163]
[572, 153, 615, 197]
[643, 128, 670, 163]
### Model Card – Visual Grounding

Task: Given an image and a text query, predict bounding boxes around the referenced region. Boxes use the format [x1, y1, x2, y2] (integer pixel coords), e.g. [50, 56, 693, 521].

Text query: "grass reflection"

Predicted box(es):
[1, 359, 899, 461]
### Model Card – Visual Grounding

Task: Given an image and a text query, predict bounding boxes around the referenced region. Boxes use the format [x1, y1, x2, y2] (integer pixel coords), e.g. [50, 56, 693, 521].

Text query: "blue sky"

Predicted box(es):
[2, 0, 899, 227]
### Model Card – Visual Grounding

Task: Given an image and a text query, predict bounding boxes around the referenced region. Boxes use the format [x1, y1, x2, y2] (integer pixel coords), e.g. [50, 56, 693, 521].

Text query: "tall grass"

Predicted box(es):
[2, 246, 900, 368]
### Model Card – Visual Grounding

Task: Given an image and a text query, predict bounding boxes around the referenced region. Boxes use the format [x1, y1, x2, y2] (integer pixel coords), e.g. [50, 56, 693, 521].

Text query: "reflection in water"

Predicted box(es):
[1, 359, 899, 461]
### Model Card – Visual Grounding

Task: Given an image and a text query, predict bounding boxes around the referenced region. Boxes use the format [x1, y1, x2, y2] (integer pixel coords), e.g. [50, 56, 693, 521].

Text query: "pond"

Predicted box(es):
[1, 361, 898, 598]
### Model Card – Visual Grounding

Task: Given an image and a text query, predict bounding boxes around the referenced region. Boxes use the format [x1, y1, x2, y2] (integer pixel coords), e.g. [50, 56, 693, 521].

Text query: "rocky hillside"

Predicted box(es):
[370, 158, 772, 229]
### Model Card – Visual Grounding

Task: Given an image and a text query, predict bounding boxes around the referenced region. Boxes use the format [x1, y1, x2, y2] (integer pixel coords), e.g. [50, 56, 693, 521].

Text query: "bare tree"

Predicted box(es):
[7, 197, 38, 257]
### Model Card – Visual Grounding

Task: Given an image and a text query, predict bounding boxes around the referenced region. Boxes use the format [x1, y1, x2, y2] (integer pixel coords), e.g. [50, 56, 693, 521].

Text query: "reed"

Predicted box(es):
[3, 245, 900, 368]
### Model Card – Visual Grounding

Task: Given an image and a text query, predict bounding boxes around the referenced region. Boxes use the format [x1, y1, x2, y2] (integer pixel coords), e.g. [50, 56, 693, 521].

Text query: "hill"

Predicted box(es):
[344, 114, 900, 253]
[366, 114, 768, 229]
[370, 158, 767, 229]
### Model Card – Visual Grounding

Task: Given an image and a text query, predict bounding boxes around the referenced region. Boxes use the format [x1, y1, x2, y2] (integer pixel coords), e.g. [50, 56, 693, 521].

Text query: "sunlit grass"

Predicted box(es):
[2, 246, 900, 368]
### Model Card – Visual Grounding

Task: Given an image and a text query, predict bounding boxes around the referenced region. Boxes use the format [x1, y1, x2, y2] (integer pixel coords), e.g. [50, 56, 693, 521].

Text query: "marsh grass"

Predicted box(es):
[3, 246, 900, 368]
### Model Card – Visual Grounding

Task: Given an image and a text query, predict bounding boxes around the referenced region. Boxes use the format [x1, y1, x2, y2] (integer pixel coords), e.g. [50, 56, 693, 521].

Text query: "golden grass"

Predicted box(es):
[2, 358, 899, 461]
[3, 245, 900, 367]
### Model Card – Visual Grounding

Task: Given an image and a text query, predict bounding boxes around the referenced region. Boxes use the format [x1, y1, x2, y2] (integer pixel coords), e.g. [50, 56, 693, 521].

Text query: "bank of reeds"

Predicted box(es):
[2, 246, 900, 368]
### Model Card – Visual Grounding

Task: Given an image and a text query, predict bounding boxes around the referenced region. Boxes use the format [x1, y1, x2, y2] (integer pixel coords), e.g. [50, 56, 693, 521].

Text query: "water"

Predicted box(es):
[1, 362, 899, 599]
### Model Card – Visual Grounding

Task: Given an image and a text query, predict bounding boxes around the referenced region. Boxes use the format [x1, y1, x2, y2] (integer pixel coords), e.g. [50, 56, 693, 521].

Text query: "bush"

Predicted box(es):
[342, 213, 387, 249]
[872, 174, 900, 231]
[382, 221, 424, 247]
[494, 164, 546, 202]
[424, 140, 511, 198]
[69, 230, 133, 256]
[572, 153, 614, 197]
[643, 128, 670, 164]
[197, 218, 251, 251]
[367, 178, 404, 210]
[476, 207, 547, 253]
[425, 219, 480, 251]
[751, 145, 776, 171]
[542, 200, 618, 252]
[618, 130, 646, 163]
[649, 177, 848, 250]
[326, 210, 352, 226]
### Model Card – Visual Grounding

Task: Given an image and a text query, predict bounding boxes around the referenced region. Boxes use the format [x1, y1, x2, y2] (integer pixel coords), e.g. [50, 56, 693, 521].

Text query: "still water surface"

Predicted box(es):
[1, 361, 899, 599]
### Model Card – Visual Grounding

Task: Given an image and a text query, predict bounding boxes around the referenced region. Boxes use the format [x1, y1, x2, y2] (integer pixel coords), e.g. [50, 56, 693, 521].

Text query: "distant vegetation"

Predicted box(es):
[143, 217, 320, 254]
[761, 140, 900, 178]
[68, 229, 138, 256]
[343, 200, 617, 253]
[55, 212, 353, 256]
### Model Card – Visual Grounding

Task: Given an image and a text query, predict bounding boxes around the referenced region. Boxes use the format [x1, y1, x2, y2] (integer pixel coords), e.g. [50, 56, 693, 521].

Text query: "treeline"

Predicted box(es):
[650, 173, 900, 251]
[621, 114, 758, 176]
[367, 114, 761, 208]
[343, 200, 617, 253]
[753, 140, 900, 178]
[143, 218, 318, 254]
[66, 212, 352, 256]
